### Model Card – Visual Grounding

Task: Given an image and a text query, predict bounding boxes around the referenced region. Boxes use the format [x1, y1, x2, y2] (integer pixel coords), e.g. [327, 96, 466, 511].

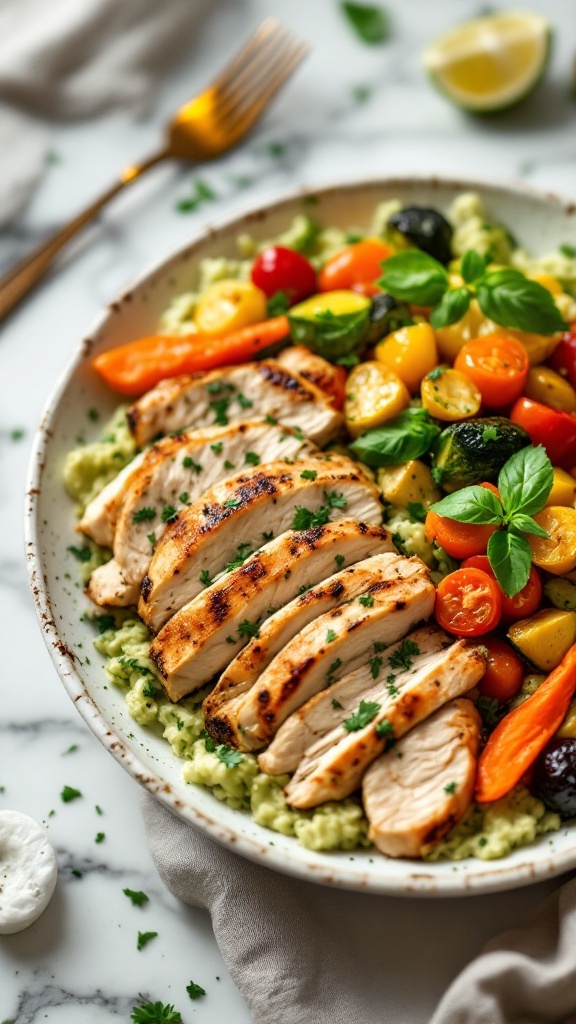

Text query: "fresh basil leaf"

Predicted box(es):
[341, 1, 390, 44]
[349, 408, 440, 467]
[461, 249, 488, 285]
[508, 513, 550, 538]
[476, 269, 566, 335]
[430, 486, 504, 525]
[498, 444, 554, 517]
[487, 530, 532, 598]
[430, 287, 471, 329]
[377, 251, 449, 306]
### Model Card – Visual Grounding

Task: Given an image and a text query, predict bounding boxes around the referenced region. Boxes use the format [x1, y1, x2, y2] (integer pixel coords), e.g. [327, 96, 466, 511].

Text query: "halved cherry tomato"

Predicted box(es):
[251, 246, 317, 305]
[454, 333, 529, 408]
[318, 238, 394, 292]
[510, 396, 576, 469]
[478, 638, 525, 704]
[435, 568, 502, 637]
[461, 555, 543, 623]
[425, 484, 499, 560]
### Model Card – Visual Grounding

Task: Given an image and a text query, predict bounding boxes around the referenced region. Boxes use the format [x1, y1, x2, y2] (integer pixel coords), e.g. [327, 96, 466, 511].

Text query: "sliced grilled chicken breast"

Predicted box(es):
[258, 624, 448, 774]
[139, 457, 382, 631]
[277, 346, 345, 404]
[153, 538, 397, 702]
[115, 421, 316, 587]
[220, 554, 434, 751]
[127, 360, 343, 448]
[77, 451, 147, 547]
[85, 558, 140, 607]
[284, 639, 486, 809]
[362, 699, 481, 858]
[203, 522, 398, 725]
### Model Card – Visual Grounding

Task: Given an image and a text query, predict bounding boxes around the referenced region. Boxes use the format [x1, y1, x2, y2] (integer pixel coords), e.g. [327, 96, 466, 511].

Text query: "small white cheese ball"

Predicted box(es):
[0, 810, 58, 934]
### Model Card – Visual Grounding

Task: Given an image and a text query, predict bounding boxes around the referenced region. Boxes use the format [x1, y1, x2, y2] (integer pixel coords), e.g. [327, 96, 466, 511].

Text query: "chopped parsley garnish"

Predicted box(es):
[176, 177, 216, 213]
[179, 492, 189, 504]
[71, 869, 82, 878]
[130, 1000, 183, 1023]
[358, 593, 374, 607]
[325, 490, 347, 509]
[386, 674, 399, 696]
[407, 502, 428, 523]
[201, 729, 216, 753]
[225, 635, 237, 644]
[137, 930, 159, 951]
[332, 698, 343, 710]
[216, 745, 243, 768]
[224, 460, 235, 470]
[300, 469, 317, 481]
[444, 782, 457, 794]
[10, 427, 25, 441]
[267, 290, 290, 316]
[264, 414, 278, 425]
[93, 613, 116, 634]
[223, 497, 241, 510]
[95, 805, 103, 815]
[183, 456, 202, 472]
[427, 367, 444, 382]
[95, 832, 105, 843]
[482, 425, 499, 443]
[199, 569, 211, 586]
[388, 638, 420, 672]
[142, 681, 157, 698]
[133, 507, 156, 523]
[60, 785, 82, 803]
[262, 531, 274, 541]
[87, 408, 100, 421]
[245, 451, 260, 466]
[67, 545, 92, 563]
[186, 981, 207, 1001]
[62, 744, 79, 755]
[341, 1, 390, 44]
[210, 397, 230, 426]
[224, 543, 253, 573]
[370, 656, 383, 679]
[560, 243, 576, 257]
[326, 657, 343, 684]
[477, 695, 503, 728]
[237, 393, 253, 409]
[291, 505, 330, 530]
[335, 554, 346, 567]
[123, 888, 149, 907]
[344, 700, 381, 732]
[373, 641, 386, 652]
[161, 505, 178, 523]
[375, 718, 395, 741]
[147, 532, 156, 550]
[210, 442, 223, 455]
[238, 619, 260, 639]
[326, 629, 338, 644]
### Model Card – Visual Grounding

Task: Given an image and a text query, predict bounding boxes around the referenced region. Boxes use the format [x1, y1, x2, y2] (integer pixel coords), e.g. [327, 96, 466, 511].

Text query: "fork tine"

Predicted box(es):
[214, 40, 308, 132]
[210, 17, 285, 95]
[213, 26, 301, 121]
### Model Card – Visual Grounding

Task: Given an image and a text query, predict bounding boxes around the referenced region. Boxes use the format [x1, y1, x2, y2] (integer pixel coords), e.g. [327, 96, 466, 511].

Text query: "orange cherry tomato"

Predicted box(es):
[454, 333, 529, 408]
[478, 638, 525, 704]
[318, 239, 394, 292]
[480, 481, 501, 499]
[350, 280, 382, 298]
[425, 512, 497, 560]
[460, 555, 543, 623]
[435, 568, 502, 637]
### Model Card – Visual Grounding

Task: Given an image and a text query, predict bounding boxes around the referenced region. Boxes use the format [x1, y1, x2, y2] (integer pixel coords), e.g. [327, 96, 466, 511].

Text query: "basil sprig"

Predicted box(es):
[349, 407, 440, 467]
[378, 249, 566, 334]
[430, 445, 553, 597]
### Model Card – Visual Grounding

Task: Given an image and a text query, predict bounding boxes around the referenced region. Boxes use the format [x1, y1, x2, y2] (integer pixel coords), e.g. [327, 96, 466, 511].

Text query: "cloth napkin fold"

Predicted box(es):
[144, 795, 576, 1024]
[0, 0, 212, 226]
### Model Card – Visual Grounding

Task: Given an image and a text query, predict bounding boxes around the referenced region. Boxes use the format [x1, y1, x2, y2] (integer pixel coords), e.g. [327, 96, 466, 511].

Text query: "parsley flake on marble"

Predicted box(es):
[137, 930, 159, 951]
[186, 980, 207, 1001]
[123, 888, 150, 907]
[60, 785, 82, 803]
[130, 1000, 183, 1023]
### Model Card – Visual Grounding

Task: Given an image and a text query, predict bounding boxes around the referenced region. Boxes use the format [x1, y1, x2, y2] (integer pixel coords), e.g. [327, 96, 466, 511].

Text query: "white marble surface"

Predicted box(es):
[3, 0, 576, 1020]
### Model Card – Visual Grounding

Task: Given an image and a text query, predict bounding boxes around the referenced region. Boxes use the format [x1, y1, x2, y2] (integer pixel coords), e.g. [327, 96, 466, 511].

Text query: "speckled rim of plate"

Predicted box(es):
[25, 174, 576, 897]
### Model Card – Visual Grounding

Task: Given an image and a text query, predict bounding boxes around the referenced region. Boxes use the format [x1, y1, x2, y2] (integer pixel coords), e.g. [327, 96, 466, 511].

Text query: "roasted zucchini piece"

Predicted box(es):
[431, 417, 531, 490]
[508, 609, 576, 673]
[288, 290, 371, 361]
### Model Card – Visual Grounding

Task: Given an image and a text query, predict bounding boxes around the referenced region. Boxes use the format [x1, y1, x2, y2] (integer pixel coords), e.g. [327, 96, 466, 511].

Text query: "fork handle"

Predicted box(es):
[0, 147, 169, 325]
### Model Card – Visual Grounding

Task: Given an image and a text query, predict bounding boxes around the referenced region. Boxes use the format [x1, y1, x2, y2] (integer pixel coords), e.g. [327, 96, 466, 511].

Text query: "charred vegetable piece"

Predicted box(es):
[388, 206, 453, 265]
[288, 290, 371, 362]
[366, 293, 413, 344]
[431, 417, 531, 490]
[533, 737, 576, 817]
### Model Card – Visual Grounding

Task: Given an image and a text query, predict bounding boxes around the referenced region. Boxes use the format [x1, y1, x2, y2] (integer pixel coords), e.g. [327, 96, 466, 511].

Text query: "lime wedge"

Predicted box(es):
[424, 10, 551, 113]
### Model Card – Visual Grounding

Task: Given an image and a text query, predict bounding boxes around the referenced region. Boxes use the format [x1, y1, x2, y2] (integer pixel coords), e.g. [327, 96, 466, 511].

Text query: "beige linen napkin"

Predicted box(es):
[0, 0, 213, 226]
[144, 794, 576, 1024]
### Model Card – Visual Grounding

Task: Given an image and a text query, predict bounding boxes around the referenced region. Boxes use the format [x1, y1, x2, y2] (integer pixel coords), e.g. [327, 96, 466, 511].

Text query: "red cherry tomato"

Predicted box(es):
[251, 246, 317, 305]
[454, 333, 529, 408]
[550, 328, 576, 390]
[435, 568, 502, 637]
[510, 396, 576, 469]
[318, 239, 394, 292]
[478, 638, 525, 704]
[460, 555, 543, 623]
[425, 486, 500, 560]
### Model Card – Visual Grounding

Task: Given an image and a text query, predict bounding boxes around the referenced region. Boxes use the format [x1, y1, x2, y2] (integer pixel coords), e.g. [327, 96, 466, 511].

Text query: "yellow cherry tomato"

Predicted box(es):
[344, 361, 410, 438]
[524, 366, 576, 413]
[505, 328, 560, 366]
[546, 468, 576, 507]
[529, 506, 576, 576]
[421, 367, 482, 422]
[194, 279, 267, 336]
[434, 298, 492, 362]
[376, 322, 438, 393]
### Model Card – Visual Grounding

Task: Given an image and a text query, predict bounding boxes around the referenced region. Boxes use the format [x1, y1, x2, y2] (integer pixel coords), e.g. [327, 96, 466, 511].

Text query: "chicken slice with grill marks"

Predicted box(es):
[362, 698, 481, 858]
[276, 346, 345, 405]
[138, 456, 382, 632]
[152, 538, 397, 702]
[77, 450, 147, 547]
[126, 360, 343, 448]
[219, 554, 434, 752]
[202, 521, 397, 727]
[283, 639, 486, 809]
[258, 624, 449, 774]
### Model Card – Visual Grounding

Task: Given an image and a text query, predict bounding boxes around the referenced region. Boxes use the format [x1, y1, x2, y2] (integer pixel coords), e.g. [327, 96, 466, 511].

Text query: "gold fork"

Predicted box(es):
[0, 18, 307, 324]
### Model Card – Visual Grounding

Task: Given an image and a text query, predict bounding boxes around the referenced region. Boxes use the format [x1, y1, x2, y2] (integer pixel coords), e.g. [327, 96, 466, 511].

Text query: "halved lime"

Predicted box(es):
[423, 10, 551, 113]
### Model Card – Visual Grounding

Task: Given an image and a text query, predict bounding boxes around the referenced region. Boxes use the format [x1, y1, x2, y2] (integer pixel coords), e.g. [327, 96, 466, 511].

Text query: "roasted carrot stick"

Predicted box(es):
[476, 643, 576, 803]
[92, 315, 289, 396]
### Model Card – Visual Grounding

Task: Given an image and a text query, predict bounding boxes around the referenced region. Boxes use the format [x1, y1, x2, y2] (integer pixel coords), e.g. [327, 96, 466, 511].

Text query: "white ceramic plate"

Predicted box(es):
[26, 175, 576, 896]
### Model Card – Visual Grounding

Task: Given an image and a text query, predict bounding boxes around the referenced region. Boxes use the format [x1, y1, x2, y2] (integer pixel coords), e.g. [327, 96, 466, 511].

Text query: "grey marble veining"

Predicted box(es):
[2, 0, 576, 1020]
